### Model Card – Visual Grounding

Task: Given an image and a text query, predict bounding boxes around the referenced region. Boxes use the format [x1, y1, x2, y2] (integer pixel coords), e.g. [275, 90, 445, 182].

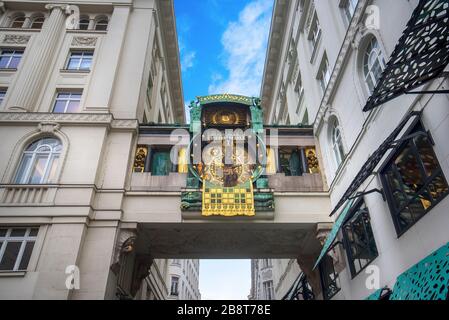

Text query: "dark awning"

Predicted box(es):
[313, 199, 355, 270]
[363, 0, 449, 112]
[389, 242, 449, 300]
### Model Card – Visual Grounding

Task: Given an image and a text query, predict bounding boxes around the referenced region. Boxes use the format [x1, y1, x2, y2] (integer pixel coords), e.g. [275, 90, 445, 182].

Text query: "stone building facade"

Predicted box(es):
[260, 0, 449, 300]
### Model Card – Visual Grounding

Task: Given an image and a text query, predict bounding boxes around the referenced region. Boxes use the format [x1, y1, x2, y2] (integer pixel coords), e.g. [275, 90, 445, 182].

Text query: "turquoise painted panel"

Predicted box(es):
[390, 242, 449, 300]
[313, 199, 355, 270]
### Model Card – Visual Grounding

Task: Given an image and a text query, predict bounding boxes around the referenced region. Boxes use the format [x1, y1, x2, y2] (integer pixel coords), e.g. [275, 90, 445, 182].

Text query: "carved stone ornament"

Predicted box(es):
[38, 122, 60, 133]
[72, 36, 98, 47]
[2, 34, 31, 45]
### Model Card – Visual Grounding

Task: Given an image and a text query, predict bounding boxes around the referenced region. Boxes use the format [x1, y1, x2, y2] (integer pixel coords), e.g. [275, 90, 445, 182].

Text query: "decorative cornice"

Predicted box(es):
[71, 36, 97, 47]
[0, 113, 138, 131]
[2, 34, 31, 44]
[313, 0, 369, 134]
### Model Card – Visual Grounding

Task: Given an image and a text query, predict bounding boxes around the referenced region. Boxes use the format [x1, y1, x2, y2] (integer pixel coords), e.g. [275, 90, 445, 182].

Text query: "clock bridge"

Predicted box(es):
[104, 94, 332, 298]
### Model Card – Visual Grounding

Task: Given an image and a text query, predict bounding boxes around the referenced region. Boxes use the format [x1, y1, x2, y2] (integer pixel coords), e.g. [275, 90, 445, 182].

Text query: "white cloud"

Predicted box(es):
[208, 0, 273, 97]
[181, 51, 196, 72]
[179, 36, 197, 72]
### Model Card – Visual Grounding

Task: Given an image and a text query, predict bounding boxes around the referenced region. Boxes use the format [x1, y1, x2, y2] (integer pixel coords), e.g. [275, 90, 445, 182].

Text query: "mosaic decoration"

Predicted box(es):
[202, 181, 255, 217]
[313, 199, 355, 270]
[364, 0, 449, 111]
[133, 146, 148, 173]
[389, 242, 449, 300]
[329, 111, 421, 217]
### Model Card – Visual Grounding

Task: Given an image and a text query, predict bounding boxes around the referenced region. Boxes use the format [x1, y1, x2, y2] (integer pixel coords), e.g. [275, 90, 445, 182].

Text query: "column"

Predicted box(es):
[6, 4, 68, 111]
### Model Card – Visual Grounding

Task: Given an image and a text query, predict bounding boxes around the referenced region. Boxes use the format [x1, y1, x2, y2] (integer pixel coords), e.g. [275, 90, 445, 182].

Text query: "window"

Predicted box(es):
[318, 56, 331, 93]
[10, 15, 26, 28]
[0, 89, 6, 105]
[14, 138, 62, 184]
[261, 259, 271, 269]
[380, 122, 449, 236]
[66, 51, 93, 71]
[0, 49, 24, 69]
[0, 227, 38, 271]
[263, 281, 275, 300]
[319, 255, 340, 300]
[78, 17, 90, 30]
[170, 277, 179, 296]
[150, 147, 174, 176]
[363, 37, 386, 93]
[30, 16, 45, 29]
[309, 13, 322, 58]
[53, 92, 82, 113]
[94, 18, 108, 31]
[331, 119, 345, 167]
[147, 75, 153, 101]
[342, 0, 358, 23]
[278, 147, 304, 176]
[342, 200, 378, 277]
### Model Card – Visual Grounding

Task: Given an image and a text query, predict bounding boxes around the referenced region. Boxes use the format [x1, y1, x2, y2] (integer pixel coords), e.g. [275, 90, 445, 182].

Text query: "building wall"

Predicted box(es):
[261, 0, 449, 300]
[166, 259, 201, 300]
[0, 0, 184, 300]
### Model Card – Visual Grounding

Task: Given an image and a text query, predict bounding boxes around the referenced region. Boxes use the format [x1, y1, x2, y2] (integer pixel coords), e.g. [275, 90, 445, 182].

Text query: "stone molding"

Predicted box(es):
[313, 0, 369, 134]
[71, 36, 97, 47]
[0, 112, 139, 130]
[2, 34, 31, 44]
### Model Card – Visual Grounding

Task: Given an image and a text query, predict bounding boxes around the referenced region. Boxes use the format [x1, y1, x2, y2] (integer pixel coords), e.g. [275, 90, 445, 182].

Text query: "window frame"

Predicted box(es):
[318, 255, 341, 300]
[0, 88, 7, 106]
[65, 50, 94, 71]
[30, 16, 45, 29]
[14, 138, 62, 185]
[10, 15, 26, 28]
[52, 91, 83, 113]
[341, 198, 379, 278]
[308, 13, 322, 61]
[318, 55, 331, 93]
[94, 18, 108, 31]
[341, 0, 358, 24]
[263, 280, 275, 300]
[379, 120, 449, 237]
[0, 49, 24, 70]
[331, 119, 345, 168]
[0, 227, 39, 272]
[170, 276, 179, 296]
[363, 37, 386, 94]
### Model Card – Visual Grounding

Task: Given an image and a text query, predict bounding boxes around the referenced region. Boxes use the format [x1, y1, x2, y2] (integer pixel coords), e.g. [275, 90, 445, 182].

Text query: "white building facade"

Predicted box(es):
[0, 0, 185, 299]
[261, 0, 449, 300]
[166, 259, 201, 300]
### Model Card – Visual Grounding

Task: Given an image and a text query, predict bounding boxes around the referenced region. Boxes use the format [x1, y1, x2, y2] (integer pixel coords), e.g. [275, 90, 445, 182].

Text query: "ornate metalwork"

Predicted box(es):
[198, 94, 254, 106]
[282, 272, 315, 300]
[390, 242, 449, 300]
[364, 0, 449, 111]
[329, 111, 421, 217]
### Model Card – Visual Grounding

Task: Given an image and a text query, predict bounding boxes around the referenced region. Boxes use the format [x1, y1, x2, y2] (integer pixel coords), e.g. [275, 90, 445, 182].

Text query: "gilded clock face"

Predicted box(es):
[202, 143, 255, 187]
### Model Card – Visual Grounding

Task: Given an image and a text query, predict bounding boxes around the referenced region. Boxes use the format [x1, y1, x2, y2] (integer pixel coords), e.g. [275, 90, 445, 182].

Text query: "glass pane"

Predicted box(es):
[9, 56, 21, 69]
[29, 228, 39, 237]
[10, 228, 26, 237]
[385, 169, 407, 209]
[53, 100, 67, 113]
[397, 207, 414, 231]
[415, 135, 440, 177]
[80, 58, 92, 70]
[427, 174, 449, 201]
[18, 242, 35, 270]
[0, 56, 10, 68]
[67, 58, 80, 69]
[28, 155, 48, 184]
[66, 101, 81, 113]
[0, 229, 6, 237]
[0, 242, 21, 270]
[57, 93, 71, 99]
[409, 191, 432, 220]
[395, 144, 424, 198]
[15, 154, 32, 183]
[46, 156, 59, 182]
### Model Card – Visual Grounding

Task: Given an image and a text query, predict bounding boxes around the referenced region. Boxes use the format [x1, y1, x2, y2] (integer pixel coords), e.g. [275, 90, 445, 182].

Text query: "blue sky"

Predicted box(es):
[174, 0, 273, 299]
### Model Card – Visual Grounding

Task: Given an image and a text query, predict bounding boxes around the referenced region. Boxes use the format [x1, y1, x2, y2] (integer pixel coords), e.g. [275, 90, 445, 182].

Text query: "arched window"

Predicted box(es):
[14, 138, 62, 184]
[94, 17, 108, 31]
[78, 16, 90, 30]
[363, 37, 386, 93]
[10, 14, 26, 28]
[30, 16, 45, 29]
[331, 120, 345, 167]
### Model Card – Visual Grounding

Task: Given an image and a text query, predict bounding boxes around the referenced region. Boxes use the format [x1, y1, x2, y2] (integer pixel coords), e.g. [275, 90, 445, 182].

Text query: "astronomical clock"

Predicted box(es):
[180, 94, 274, 217]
